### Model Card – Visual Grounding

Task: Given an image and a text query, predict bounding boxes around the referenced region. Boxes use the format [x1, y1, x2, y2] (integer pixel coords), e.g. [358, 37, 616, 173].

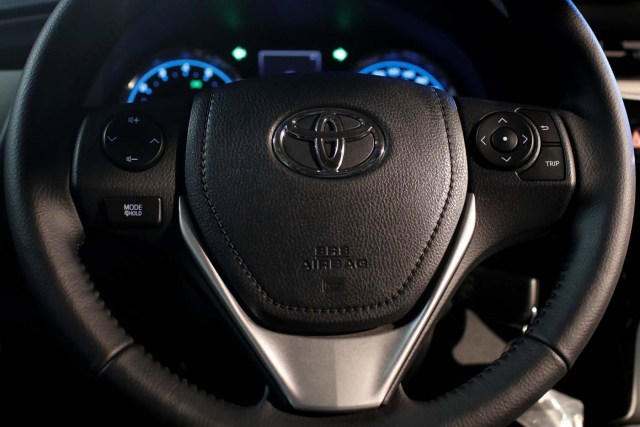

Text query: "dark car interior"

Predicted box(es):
[1, 0, 640, 425]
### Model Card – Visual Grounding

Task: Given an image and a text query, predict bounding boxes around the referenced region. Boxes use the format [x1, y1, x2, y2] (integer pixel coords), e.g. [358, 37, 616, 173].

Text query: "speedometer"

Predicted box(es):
[357, 51, 455, 94]
[126, 57, 238, 103]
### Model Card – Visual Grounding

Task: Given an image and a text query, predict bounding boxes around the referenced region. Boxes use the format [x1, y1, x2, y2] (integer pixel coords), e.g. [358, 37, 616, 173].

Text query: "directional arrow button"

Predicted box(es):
[521, 134, 529, 145]
[103, 112, 163, 171]
[501, 156, 512, 163]
[481, 136, 487, 145]
[498, 118, 508, 124]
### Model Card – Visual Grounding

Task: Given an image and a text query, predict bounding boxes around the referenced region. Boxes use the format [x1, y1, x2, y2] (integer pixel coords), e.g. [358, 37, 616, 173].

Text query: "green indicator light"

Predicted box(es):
[232, 46, 248, 61]
[190, 79, 204, 90]
[332, 47, 348, 62]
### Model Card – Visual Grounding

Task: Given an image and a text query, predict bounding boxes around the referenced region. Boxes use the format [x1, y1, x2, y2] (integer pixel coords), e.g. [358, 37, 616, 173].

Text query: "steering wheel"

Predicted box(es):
[4, 0, 635, 425]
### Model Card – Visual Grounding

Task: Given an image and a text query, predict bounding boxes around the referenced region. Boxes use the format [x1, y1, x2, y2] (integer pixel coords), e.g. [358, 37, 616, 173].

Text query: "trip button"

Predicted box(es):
[103, 113, 164, 171]
[519, 109, 561, 143]
[519, 147, 565, 181]
[104, 197, 162, 227]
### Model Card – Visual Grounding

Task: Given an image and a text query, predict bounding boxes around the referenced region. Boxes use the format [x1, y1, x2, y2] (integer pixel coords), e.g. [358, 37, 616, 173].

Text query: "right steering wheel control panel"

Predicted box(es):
[475, 109, 566, 181]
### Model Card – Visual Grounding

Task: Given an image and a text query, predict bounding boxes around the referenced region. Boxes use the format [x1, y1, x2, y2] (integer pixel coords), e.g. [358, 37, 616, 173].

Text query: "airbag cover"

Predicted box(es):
[185, 75, 467, 333]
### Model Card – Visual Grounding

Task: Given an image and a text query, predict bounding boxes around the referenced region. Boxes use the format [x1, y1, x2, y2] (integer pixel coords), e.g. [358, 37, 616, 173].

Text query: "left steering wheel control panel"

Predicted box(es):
[72, 100, 191, 234]
[102, 112, 164, 171]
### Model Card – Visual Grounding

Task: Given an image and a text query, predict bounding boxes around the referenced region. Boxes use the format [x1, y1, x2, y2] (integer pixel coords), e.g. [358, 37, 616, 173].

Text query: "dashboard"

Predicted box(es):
[82, 0, 503, 108]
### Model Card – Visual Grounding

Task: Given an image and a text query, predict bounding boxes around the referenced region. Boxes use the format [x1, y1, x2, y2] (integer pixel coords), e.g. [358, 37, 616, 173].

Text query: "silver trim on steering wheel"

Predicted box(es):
[179, 194, 476, 412]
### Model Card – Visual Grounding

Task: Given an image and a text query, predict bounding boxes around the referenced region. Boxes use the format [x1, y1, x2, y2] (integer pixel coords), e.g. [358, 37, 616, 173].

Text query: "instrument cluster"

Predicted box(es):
[124, 48, 456, 104]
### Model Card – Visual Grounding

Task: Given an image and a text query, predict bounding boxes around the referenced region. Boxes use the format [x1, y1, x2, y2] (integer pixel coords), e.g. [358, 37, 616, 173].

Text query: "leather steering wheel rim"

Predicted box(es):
[3, 0, 635, 425]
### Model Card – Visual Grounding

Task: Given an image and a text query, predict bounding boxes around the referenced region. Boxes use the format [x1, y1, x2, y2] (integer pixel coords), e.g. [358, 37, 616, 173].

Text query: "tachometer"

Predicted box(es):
[357, 51, 454, 94]
[126, 57, 238, 103]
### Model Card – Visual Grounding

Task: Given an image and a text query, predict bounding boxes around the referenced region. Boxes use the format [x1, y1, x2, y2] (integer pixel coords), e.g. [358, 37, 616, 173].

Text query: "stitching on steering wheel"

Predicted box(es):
[197, 87, 457, 313]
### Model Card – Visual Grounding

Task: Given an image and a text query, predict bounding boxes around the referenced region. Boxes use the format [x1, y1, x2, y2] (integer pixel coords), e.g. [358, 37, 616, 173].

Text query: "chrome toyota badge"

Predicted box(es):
[273, 109, 386, 178]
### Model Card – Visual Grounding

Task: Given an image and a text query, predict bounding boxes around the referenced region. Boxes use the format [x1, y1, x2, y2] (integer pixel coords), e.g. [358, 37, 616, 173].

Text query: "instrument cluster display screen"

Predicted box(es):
[258, 50, 323, 76]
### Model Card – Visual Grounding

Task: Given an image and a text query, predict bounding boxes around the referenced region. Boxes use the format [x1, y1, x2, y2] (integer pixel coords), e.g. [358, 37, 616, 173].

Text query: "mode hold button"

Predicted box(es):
[519, 147, 565, 181]
[104, 197, 162, 227]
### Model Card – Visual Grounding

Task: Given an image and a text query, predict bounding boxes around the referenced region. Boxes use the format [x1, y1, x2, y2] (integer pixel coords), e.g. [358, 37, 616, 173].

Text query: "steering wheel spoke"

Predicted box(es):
[454, 97, 576, 268]
[71, 99, 191, 240]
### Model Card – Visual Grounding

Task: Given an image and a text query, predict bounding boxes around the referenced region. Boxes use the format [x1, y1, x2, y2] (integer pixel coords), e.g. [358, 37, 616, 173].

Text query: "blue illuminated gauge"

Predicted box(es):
[357, 52, 454, 94]
[359, 60, 445, 89]
[126, 58, 238, 103]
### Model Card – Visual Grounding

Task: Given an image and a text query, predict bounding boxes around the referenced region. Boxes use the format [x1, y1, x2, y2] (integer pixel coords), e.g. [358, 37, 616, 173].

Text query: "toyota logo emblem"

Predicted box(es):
[272, 108, 386, 178]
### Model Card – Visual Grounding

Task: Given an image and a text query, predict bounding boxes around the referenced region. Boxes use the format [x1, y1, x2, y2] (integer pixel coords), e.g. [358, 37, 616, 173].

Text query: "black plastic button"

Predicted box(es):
[103, 113, 164, 171]
[519, 109, 561, 143]
[491, 128, 519, 152]
[519, 147, 565, 181]
[104, 197, 162, 227]
[475, 112, 535, 169]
